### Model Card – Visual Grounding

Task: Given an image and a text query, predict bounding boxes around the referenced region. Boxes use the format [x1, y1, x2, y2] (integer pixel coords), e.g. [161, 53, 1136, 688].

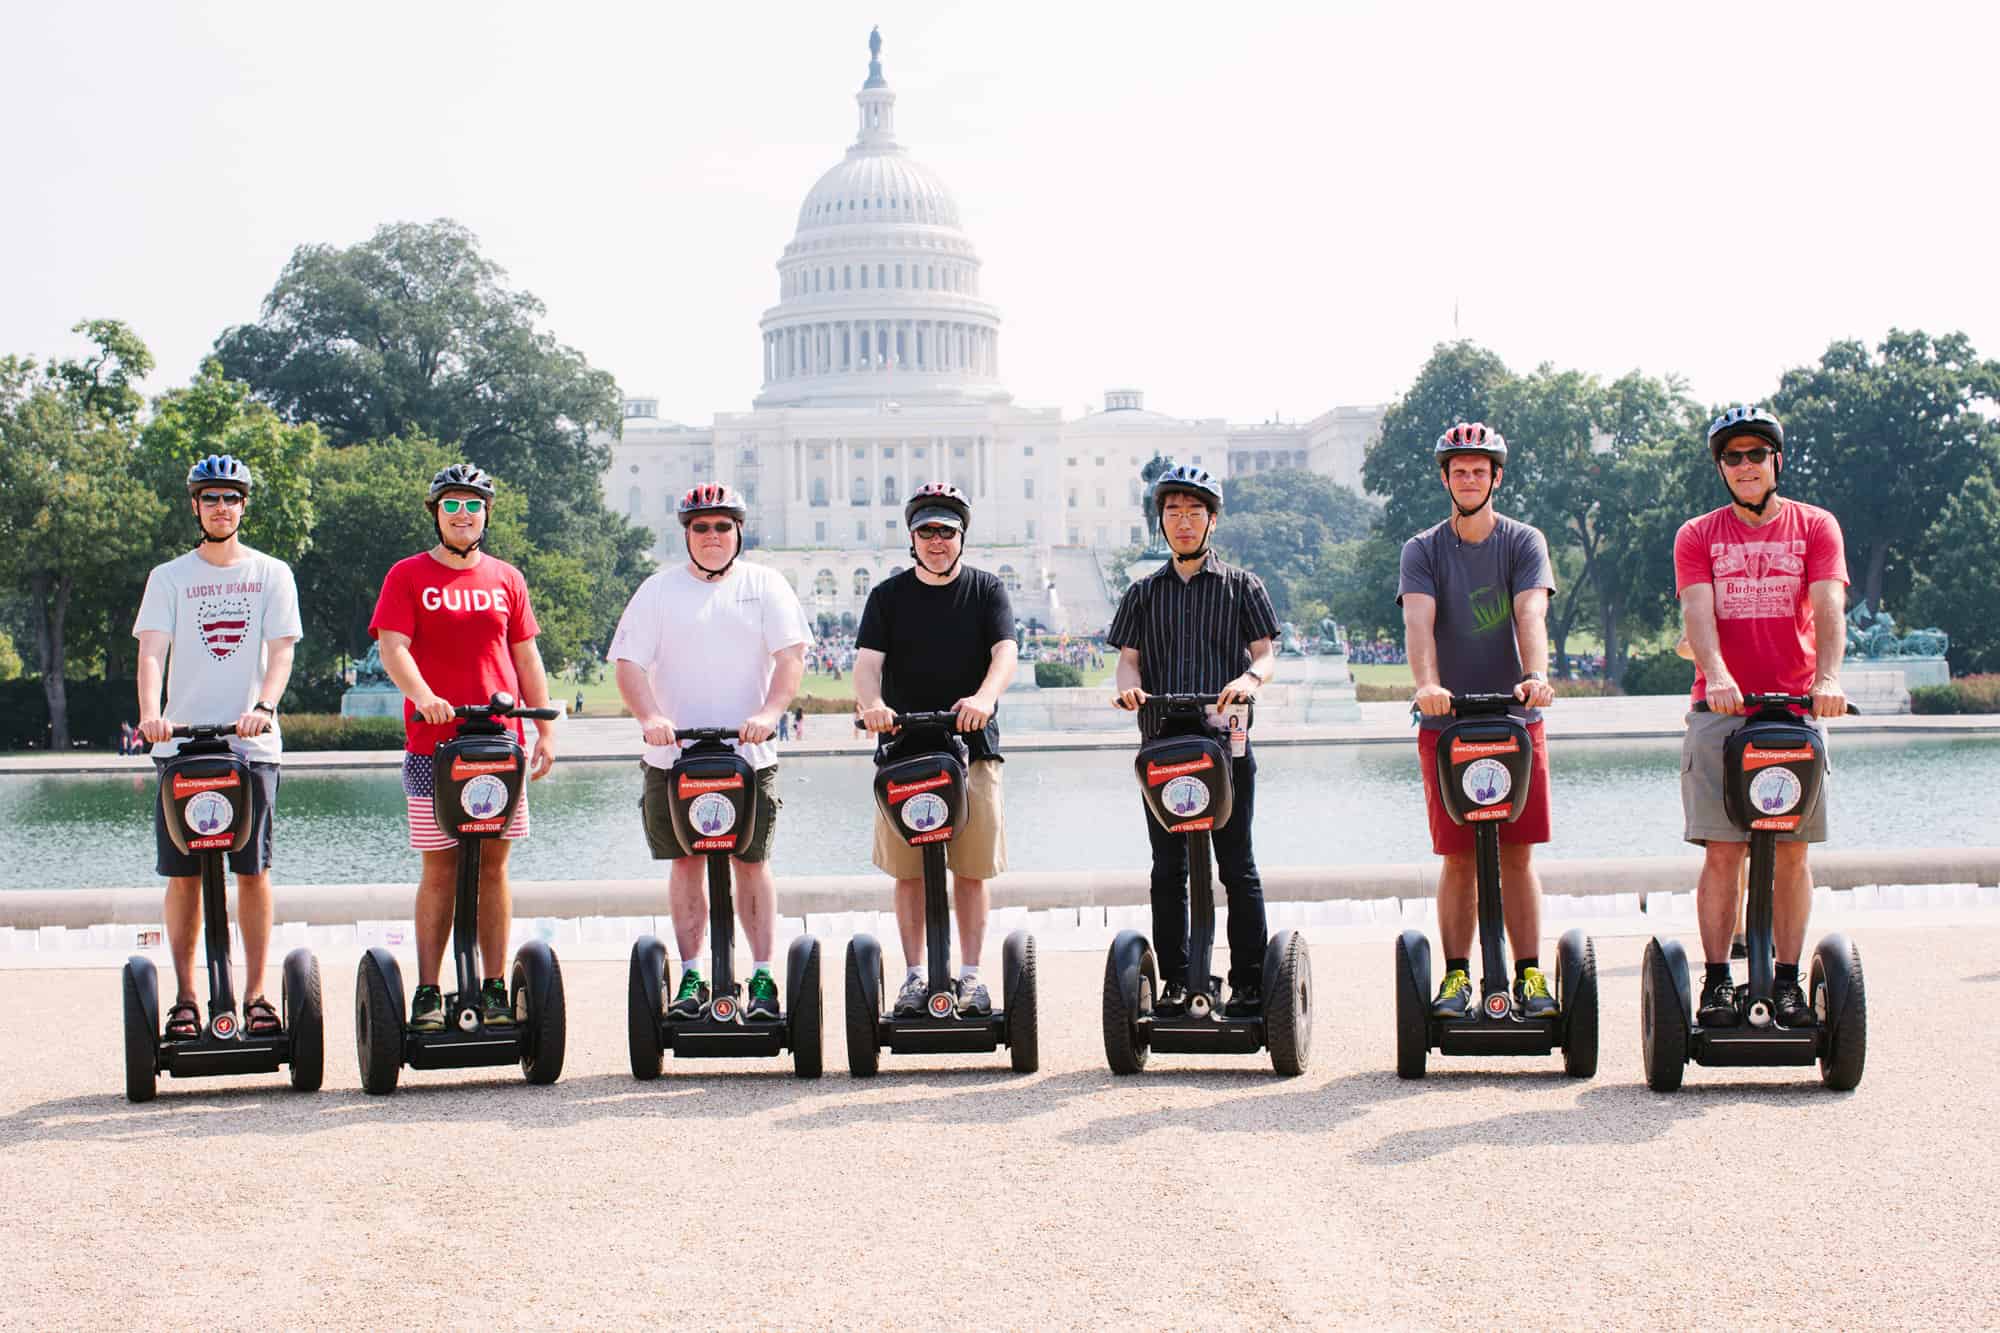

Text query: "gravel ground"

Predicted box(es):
[4, 926, 1997, 1329]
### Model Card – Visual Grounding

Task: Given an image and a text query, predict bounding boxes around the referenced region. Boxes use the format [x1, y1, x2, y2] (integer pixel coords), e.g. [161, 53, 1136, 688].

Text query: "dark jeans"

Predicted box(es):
[1142, 750, 1266, 992]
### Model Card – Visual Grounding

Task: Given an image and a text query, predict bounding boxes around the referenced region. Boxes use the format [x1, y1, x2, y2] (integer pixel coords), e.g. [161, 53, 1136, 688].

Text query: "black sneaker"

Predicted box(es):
[480, 978, 514, 1028]
[409, 984, 445, 1033]
[1155, 982, 1189, 1017]
[1698, 977, 1740, 1027]
[1774, 980, 1815, 1027]
[669, 970, 710, 1019]
[957, 977, 992, 1015]
[893, 973, 928, 1017]
[1431, 969, 1473, 1020]
[1223, 985, 1262, 1018]
[746, 970, 780, 1020]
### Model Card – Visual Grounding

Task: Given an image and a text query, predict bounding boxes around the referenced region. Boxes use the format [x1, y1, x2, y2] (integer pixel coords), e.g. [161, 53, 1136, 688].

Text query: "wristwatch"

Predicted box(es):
[1518, 672, 1547, 685]
[254, 700, 277, 716]
[1245, 667, 1268, 685]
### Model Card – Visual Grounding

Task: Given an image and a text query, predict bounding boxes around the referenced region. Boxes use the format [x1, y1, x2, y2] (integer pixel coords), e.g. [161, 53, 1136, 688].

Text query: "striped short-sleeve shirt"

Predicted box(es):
[1106, 556, 1280, 704]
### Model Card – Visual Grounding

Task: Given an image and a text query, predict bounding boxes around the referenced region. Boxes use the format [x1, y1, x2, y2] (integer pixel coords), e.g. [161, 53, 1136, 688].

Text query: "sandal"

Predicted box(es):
[164, 1000, 201, 1040]
[244, 996, 281, 1036]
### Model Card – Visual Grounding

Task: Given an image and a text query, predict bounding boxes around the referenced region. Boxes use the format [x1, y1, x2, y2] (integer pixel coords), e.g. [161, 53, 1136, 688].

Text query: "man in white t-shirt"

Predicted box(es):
[134, 455, 303, 1042]
[610, 483, 810, 1021]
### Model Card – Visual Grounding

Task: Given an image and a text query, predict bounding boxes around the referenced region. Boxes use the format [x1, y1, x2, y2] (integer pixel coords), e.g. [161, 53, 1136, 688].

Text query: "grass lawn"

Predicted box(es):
[1346, 661, 1413, 688]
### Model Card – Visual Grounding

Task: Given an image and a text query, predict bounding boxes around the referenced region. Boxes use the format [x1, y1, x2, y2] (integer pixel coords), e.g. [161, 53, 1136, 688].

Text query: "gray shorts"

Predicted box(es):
[1680, 709, 1829, 845]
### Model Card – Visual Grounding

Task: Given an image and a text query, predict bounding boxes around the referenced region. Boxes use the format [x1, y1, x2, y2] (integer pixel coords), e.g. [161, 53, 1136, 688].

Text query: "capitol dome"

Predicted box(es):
[755, 29, 1006, 409]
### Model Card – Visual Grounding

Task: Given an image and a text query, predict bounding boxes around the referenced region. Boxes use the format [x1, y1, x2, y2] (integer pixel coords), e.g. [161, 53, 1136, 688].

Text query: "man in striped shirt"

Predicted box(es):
[1108, 464, 1280, 1016]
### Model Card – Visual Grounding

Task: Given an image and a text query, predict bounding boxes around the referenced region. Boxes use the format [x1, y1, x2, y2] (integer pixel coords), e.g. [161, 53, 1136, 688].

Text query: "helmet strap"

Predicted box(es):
[688, 525, 741, 581]
[908, 539, 963, 581]
[1163, 509, 1215, 565]
[433, 512, 484, 558]
[194, 492, 244, 544]
[1446, 468, 1497, 521]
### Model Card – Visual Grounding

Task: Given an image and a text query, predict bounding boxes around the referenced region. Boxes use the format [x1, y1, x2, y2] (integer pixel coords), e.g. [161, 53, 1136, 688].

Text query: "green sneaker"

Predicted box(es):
[1515, 967, 1557, 1019]
[480, 978, 515, 1028]
[746, 970, 780, 1021]
[1431, 968, 1472, 1020]
[670, 969, 710, 1019]
[410, 984, 446, 1032]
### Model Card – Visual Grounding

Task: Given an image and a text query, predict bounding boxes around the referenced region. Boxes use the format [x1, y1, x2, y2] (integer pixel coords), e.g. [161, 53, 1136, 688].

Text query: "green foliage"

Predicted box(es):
[277, 713, 407, 750]
[1909, 676, 2000, 714]
[1034, 661, 1084, 688]
[0, 629, 20, 680]
[1622, 648, 1696, 696]
[1364, 340, 1513, 542]
[0, 677, 139, 750]
[1907, 463, 2000, 674]
[1315, 536, 1405, 640]
[1212, 468, 1378, 618]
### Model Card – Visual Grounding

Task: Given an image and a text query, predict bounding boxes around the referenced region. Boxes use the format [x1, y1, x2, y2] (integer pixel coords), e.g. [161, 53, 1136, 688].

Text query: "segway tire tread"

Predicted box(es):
[122, 960, 158, 1104]
[1558, 931, 1598, 1080]
[627, 938, 666, 1080]
[1005, 930, 1039, 1074]
[1641, 937, 1688, 1093]
[844, 939, 880, 1079]
[1393, 931, 1429, 1081]
[283, 948, 325, 1093]
[516, 946, 566, 1086]
[355, 950, 403, 1096]
[1814, 936, 1867, 1092]
[789, 936, 823, 1079]
[1264, 931, 1311, 1076]
[1101, 938, 1151, 1075]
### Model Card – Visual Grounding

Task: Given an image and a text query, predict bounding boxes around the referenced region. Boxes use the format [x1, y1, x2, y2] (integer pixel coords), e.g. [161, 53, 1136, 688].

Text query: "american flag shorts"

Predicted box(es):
[402, 752, 530, 851]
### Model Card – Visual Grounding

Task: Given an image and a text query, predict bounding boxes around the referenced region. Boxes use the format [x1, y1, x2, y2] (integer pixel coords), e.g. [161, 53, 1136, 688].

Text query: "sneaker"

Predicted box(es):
[746, 971, 780, 1020]
[409, 984, 445, 1032]
[1431, 968, 1472, 1020]
[957, 977, 992, 1015]
[669, 970, 710, 1019]
[1155, 982, 1189, 1017]
[1223, 985, 1262, 1018]
[1514, 967, 1558, 1019]
[1698, 977, 1740, 1027]
[480, 979, 514, 1028]
[893, 972, 928, 1017]
[1774, 980, 1815, 1027]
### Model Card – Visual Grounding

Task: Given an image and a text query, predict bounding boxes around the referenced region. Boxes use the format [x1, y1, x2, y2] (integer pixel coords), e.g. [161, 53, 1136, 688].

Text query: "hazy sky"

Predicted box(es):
[6, 2, 1996, 428]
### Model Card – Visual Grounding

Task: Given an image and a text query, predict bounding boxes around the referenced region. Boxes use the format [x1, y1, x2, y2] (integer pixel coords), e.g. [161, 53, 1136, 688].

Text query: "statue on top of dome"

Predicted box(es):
[865, 25, 887, 88]
[870, 26, 881, 60]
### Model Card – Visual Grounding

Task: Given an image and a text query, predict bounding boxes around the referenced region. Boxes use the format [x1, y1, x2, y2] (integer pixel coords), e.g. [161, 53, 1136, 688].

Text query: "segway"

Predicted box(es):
[844, 711, 1038, 1076]
[122, 722, 323, 1102]
[1641, 693, 1865, 1091]
[354, 692, 566, 1094]
[1394, 693, 1597, 1079]
[1101, 693, 1311, 1076]
[627, 727, 822, 1078]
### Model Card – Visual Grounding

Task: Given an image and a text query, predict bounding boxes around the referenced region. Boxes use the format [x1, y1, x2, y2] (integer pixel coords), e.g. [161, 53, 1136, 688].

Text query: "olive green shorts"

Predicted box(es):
[640, 761, 782, 862]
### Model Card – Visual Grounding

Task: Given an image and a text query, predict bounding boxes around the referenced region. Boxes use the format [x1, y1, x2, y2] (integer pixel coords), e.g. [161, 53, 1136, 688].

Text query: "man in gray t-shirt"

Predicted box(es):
[134, 456, 301, 1042]
[1397, 423, 1560, 1023]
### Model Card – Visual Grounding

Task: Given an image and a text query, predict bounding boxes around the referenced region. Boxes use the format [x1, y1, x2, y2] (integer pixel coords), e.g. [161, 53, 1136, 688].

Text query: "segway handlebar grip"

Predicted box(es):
[675, 726, 741, 743]
[852, 710, 962, 730]
[452, 692, 563, 722]
[168, 723, 239, 738]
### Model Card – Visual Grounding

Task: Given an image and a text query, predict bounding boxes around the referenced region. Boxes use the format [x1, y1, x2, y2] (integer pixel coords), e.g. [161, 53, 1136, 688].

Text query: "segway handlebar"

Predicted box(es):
[168, 722, 239, 739]
[674, 726, 743, 744]
[1694, 693, 1859, 716]
[852, 709, 964, 732]
[452, 692, 562, 722]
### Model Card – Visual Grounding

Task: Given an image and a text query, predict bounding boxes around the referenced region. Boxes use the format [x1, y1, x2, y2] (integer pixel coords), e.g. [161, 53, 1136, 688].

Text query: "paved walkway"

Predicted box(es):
[4, 923, 1996, 1327]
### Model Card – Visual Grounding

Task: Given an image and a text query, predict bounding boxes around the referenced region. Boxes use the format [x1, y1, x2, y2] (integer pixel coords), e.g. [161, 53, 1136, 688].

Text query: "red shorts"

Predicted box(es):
[1417, 719, 1551, 856]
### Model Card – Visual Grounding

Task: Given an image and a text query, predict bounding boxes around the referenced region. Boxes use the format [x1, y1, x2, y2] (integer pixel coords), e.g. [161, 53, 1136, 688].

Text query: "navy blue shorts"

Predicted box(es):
[152, 758, 280, 878]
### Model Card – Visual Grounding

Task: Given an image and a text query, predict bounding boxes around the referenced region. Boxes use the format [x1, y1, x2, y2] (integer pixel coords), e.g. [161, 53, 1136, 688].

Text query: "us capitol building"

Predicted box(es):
[600, 30, 1383, 633]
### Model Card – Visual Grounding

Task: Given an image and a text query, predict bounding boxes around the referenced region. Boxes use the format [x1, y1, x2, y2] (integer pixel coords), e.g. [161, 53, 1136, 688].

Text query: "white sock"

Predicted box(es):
[960, 965, 980, 983]
[752, 960, 771, 977]
[680, 959, 704, 979]
[906, 965, 924, 983]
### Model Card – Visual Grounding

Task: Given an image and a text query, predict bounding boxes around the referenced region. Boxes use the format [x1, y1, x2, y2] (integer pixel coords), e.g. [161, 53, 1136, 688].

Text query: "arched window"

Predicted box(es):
[860, 267, 869, 289]
[997, 564, 1021, 592]
[853, 567, 872, 598]
[887, 565, 906, 579]
[843, 266, 852, 289]
[811, 477, 828, 507]
[851, 476, 868, 505]
[882, 474, 898, 505]
[813, 569, 837, 602]
[877, 263, 886, 287]
[627, 486, 642, 519]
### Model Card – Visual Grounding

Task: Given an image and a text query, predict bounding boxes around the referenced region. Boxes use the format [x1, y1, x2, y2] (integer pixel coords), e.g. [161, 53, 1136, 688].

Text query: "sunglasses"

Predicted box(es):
[689, 519, 736, 534]
[197, 491, 245, 507]
[439, 498, 485, 514]
[1720, 447, 1774, 468]
[914, 525, 959, 541]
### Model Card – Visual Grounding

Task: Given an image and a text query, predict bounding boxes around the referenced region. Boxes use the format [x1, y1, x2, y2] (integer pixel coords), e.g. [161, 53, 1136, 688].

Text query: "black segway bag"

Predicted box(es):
[1433, 713, 1533, 827]
[1135, 732, 1234, 834]
[873, 733, 968, 848]
[1724, 716, 1826, 834]
[432, 735, 527, 838]
[160, 747, 254, 855]
[668, 743, 759, 855]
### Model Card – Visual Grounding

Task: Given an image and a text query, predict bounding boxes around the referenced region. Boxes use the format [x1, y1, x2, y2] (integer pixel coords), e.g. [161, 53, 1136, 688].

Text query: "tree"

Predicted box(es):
[1908, 460, 2000, 674]
[1315, 535, 1405, 641]
[1213, 470, 1378, 620]
[1363, 341, 1514, 543]
[0, 323, 167, 746]
[1771, 330, 2000, 610]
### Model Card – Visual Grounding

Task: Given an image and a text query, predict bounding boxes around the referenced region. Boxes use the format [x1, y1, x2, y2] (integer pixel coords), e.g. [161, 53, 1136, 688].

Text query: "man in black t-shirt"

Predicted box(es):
[856, 483, 1019, 1017]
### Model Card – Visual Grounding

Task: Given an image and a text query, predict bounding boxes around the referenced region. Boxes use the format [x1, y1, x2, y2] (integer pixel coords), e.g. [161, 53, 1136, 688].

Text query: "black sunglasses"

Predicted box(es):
[914, 525, 959, 541]
[689, 519, 737, 534]
[197, 491, 246, 507]
[1720, 446, 1774, 468]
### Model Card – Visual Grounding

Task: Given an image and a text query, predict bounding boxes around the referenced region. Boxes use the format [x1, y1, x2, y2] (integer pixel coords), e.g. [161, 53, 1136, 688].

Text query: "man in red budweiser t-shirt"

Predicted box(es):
[1672, 406, 1848, 1032]
[368, 464, 559, 1035]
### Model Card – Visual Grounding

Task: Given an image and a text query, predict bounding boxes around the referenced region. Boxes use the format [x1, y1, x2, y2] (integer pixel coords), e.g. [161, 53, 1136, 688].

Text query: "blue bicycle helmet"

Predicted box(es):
[186, 454, 253, 495]
[1706, 406, 1784, 460]
[1151, 463, 1223, 514]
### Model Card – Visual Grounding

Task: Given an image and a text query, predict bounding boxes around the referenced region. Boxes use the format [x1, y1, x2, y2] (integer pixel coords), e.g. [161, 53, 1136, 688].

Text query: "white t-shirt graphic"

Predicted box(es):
[133, 547, 303, 762]
[608, 561, 809, 771]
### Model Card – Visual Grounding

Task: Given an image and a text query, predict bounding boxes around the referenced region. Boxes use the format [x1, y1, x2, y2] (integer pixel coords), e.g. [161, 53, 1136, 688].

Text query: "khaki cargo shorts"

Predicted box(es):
[872, 757, 1006, 879]
[1680, 709, 1830, 845]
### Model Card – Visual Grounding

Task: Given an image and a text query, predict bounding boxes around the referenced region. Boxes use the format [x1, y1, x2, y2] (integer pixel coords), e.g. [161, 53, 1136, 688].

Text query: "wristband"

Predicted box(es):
[254, 701, 277, 715]
[1246, 667, 1267, 685]
[1518, 672, 1547, 685]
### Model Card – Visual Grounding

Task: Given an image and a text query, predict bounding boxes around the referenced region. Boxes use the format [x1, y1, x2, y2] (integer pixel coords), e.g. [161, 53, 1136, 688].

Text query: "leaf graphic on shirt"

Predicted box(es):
[1468, 585, 1512, 636]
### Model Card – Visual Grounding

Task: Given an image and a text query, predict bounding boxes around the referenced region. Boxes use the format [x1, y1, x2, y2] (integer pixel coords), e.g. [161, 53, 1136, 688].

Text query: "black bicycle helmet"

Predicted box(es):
[1706, 406, 1784, 460]
[678, 482, 749, 526]
[186, 454, 253, 495]
[428, 463, 497, 503]
[904, 482, 971, 532]
[1151, 464, 1223, 514]
[1435, 422, 1508, 469]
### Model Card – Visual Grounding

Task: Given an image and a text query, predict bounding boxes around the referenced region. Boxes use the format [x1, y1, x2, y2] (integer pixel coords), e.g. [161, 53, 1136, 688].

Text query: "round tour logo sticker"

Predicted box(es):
[1462, 759, 1512, 806]
[1749, 766, 1802, 815]
[690, 792, 737, 837]
[460, 775, 509, 820]
[1162, 775, 1211, 819]
[184, 791, 234, 837]
[902, 792, 949, 832]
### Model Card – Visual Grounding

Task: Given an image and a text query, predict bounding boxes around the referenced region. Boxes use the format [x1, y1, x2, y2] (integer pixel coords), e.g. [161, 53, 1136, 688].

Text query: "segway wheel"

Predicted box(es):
[787, 934, 823, 1079]
[1556, 929, 1598, 1080]
[513, 941, 566, 1086]
[627, 936, 667, 1080]
[844, 936, 881, 1079]
[1263, 930, 1311, 1076]
[1101, 930, 1154, 1075]
[1393, 930, 1431, 1080]
[1640, 937, 1689, 1093]
[1811, 934, 1867, 1091]
[355, 948, 404, 1096]
[282, 947, 325, 1093]
[1003, 929, 1039, 1074]
[122, 957, 159, 1104]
